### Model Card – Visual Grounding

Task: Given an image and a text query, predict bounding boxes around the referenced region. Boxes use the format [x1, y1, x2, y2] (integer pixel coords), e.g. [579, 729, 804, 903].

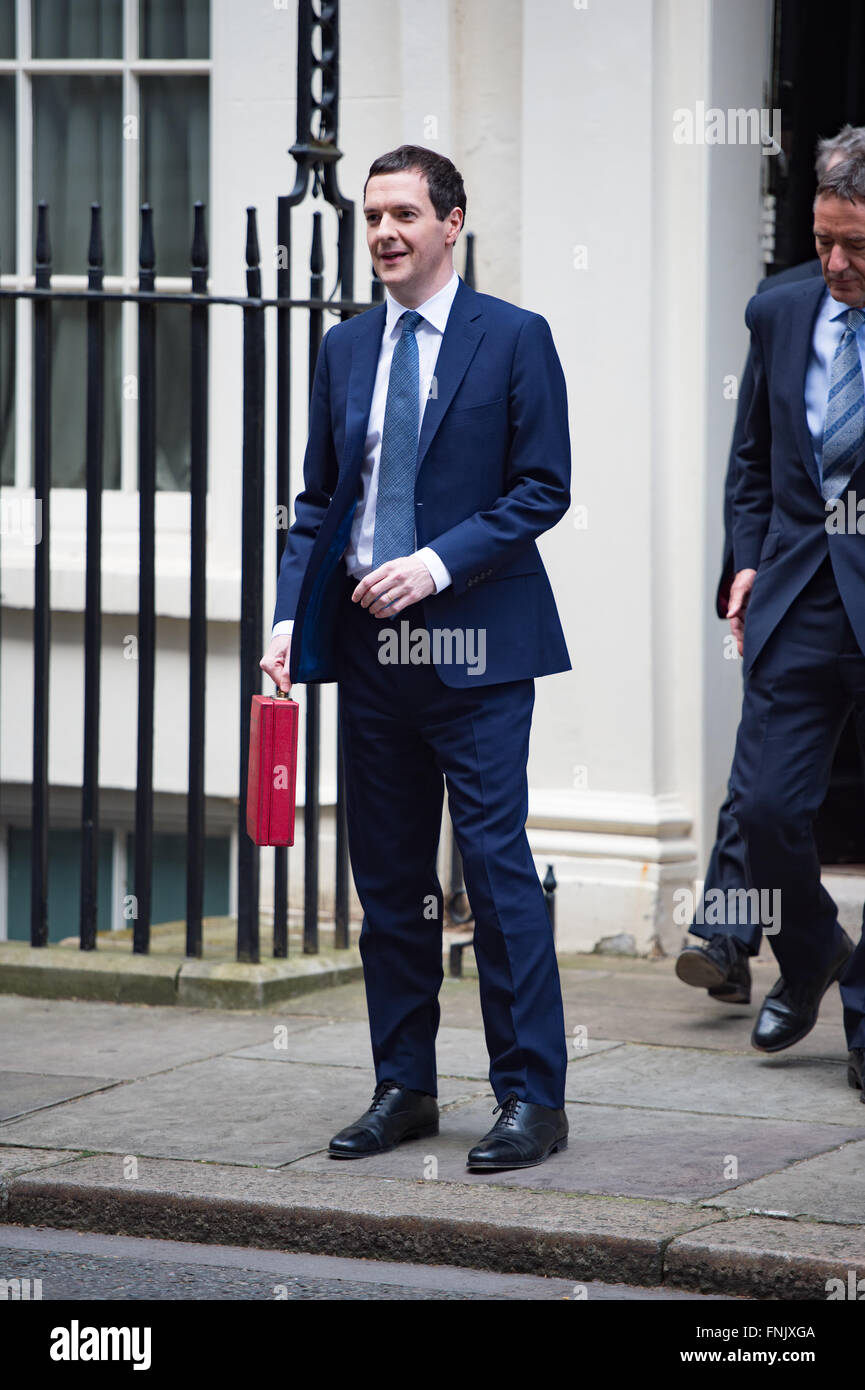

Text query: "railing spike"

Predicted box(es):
[310, 210, 324, 275]
[245, 206, 260, 270]
[139, 203, 155, 274]
[88, 204, 103, 275]
[245, 207, 261, 298]
[35, 201, 52, 279]
[191, 201, 208, 271]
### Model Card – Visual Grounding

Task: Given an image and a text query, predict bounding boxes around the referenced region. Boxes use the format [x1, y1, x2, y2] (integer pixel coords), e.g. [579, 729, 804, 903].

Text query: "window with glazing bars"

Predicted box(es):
[0, 0, 210, 492]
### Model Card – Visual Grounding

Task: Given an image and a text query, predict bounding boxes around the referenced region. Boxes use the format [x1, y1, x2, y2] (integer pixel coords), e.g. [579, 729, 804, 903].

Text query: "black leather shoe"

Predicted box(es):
[466, 1094, 568, 1172]
[328, 1081, 438, 1159]
[751, 929, 854, 1053]
[848, 1049, 865, 1103]
[675, 933, 752, 1004]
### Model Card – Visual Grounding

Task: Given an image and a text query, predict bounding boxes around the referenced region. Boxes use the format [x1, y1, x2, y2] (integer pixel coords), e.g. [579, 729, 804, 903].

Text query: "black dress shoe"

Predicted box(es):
[848, 1049, 865, 1103]
[466, 1094, 568, 1172]
[751, 929, 854, 1053]
[675, 933, 752, 1004]
[328, 1081, 438, 1159]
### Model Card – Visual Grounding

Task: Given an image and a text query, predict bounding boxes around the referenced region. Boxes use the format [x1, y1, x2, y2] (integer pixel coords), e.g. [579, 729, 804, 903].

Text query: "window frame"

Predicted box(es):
[0, 0, 212, 602]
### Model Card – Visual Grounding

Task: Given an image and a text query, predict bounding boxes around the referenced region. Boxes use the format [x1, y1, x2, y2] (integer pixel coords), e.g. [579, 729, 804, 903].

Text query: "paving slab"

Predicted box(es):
[560, 1001, 846, 1056]
[0, 996, 300, 1079]
[274, 977, 482, 1025]
[0, 1058, 489, 1167]
[267, 966, 785, 1050]
[556, 956, 849, 1058]
[280, 968, 847, 1059]
[288, 1094, 865, 1202]
[0, 1147, 87, 1178]
[667, 1215, 865, 1298]
[561, 1042, 865, 1124]
[230, 1019, 624, 1079]
[0, 1072, 122, 1122]
[703, 1138, 865, 1225]
[3, 1153, 725, 1285]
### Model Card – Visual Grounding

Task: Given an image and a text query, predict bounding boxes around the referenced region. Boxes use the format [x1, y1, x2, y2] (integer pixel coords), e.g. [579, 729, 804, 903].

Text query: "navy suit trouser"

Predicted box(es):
[333, 573, 568, 1108]
[728, 558, 865, 1048]
[688, 778, 761, 953]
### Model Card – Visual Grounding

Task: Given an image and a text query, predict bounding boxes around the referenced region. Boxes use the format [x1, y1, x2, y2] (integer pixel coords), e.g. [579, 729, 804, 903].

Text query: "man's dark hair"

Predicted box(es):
[815, 156, 865, 205]
[364, 145, 466, 222]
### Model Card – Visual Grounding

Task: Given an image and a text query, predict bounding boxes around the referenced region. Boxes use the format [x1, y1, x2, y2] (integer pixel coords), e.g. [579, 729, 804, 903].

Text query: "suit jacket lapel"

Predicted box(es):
[415, 280, 484, 478]
[791, 277, 829, 495]
[341, 303, 386, 487]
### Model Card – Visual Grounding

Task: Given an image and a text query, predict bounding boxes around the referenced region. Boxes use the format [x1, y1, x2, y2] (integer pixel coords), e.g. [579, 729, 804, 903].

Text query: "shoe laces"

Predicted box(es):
[492, 1093, 521, 1126]
[368, 1081, 400, 1112]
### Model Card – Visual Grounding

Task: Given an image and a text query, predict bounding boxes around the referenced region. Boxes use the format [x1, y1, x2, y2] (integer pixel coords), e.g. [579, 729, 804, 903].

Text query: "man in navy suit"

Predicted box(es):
[677, 124, 865, 1011]
[260, 146, 572, 1168]
[713, 156, 865, 1091]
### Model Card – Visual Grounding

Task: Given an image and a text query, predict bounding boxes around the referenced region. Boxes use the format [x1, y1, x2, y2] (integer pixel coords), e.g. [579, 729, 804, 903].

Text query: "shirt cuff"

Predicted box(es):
[272, 620, 294, 638]
[416, 546, 452, 593]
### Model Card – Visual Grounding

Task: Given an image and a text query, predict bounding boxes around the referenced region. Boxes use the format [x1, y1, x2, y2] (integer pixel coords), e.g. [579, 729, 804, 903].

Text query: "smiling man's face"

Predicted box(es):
[364, 168, 462, 308]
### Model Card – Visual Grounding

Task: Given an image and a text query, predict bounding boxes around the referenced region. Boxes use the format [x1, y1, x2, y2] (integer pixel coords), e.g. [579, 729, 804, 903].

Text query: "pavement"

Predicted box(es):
[1, 941, 865, 1299]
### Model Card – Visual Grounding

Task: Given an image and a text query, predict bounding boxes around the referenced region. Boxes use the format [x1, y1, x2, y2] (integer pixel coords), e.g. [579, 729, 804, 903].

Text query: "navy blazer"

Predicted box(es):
[733, 273, 865, 673]
[716, 258, 823, 618]
[273, 278, 572, 688]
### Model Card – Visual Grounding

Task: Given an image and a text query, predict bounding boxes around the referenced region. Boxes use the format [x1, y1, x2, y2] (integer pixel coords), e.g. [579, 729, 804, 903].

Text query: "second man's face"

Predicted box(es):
[815, 193, 865, 306]
[364, 168, 461, 306]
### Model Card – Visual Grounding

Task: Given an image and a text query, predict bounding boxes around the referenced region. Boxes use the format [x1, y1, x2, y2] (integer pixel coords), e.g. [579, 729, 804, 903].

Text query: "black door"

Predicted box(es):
[769, 0, 865, 862]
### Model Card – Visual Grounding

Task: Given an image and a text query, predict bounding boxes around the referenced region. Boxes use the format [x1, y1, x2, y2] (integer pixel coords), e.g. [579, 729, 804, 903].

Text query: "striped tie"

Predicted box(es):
[821, 306, 865, 501]
[372, 309, 423, 567]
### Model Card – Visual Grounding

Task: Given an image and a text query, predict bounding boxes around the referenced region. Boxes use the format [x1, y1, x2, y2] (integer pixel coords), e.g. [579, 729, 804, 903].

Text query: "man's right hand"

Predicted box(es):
[726, 568, 757, 657]
[260, 635, 292, 693]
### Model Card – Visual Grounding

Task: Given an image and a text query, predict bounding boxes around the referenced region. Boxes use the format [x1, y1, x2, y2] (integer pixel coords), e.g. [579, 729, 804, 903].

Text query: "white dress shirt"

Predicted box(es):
[272, 270, 459, 639]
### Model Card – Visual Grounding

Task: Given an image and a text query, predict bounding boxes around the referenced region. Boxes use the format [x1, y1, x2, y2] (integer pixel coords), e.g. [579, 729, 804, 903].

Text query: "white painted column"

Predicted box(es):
[519, 0, 770, 952]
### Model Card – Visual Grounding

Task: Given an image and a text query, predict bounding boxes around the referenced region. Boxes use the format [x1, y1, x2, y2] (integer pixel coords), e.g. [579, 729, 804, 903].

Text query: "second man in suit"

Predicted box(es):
[711, 157, 865, 1090]
[677, 124, 865, 1012]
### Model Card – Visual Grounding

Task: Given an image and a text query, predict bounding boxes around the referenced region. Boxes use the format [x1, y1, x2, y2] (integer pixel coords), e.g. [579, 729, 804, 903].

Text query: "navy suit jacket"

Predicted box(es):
[274, 278, 572, 688]
[716, 258, 823, 618]
[732, 273, 865, 673]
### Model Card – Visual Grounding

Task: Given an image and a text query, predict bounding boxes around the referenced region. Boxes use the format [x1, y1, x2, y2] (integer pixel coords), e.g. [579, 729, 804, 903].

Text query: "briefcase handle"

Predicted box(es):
[274, 687, 295, 702]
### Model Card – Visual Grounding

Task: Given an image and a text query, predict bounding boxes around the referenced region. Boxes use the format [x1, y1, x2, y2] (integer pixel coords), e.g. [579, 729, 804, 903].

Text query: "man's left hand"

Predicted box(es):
[353, 556, 436, 617]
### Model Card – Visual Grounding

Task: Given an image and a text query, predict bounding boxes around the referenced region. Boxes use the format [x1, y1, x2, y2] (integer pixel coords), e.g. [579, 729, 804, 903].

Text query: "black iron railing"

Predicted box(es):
[0, 0, 532, 963]
[0, 192, 478, 962]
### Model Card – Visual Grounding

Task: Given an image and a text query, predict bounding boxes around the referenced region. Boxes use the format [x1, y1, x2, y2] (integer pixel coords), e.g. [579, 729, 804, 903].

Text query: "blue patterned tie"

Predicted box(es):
[372, 309, 423, 566]
[821, 307, 865, 500]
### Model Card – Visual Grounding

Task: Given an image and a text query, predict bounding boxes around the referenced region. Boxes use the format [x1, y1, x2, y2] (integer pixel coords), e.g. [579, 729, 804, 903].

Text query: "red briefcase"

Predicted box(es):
[246, 690, 299, 846]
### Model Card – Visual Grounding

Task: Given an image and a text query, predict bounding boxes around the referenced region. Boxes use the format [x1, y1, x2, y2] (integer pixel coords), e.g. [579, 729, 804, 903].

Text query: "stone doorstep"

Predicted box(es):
[2, 1151, 863, 1297]
[0, 941, 364, 1009]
